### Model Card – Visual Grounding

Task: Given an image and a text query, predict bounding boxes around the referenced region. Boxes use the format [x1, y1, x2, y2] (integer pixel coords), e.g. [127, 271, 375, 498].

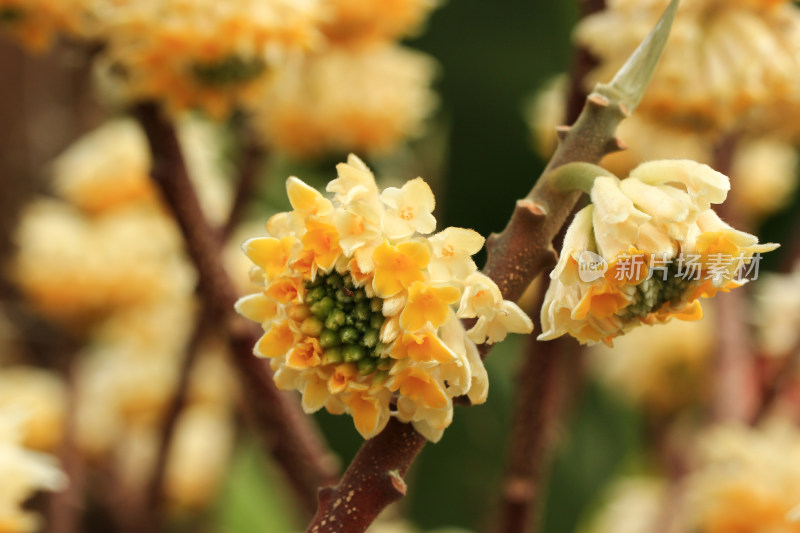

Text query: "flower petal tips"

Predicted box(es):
[540, 159, 778, 346]
[235, 155, 532, 440]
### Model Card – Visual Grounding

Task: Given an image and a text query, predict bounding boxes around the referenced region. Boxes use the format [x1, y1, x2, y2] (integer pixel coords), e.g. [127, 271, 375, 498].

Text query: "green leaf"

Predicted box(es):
[595, 0, 680, 113]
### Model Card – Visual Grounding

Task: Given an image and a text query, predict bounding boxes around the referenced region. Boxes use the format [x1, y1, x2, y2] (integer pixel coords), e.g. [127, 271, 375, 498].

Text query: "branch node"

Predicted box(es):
[555, 125, 571, 141]
[388, 470, 407, 496]
[587, 93, 610, 107]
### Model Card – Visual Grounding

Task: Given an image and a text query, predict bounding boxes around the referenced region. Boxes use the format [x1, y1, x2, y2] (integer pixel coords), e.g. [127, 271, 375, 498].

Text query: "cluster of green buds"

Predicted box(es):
[191, 55, 266, 87]
[300, 272, 392, 377]
[621, 261, 694, 319]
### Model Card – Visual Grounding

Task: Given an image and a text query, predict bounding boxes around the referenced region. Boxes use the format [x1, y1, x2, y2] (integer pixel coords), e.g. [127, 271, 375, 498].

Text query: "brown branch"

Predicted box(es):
[47, 359, 85, 533]
[306, 418, 426, 532]
[710, 135, 759, 423]
[222, 124, 266, 240]
[496, 334, 573, 533]
[754, 339, 800, 423]
[132, 101, 338, 516]
[137, 308, 209, 532]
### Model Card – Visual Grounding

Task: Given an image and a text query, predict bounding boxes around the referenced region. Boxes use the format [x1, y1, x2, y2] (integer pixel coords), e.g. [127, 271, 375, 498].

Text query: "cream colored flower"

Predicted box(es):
[576, 0, 800, 135]
[582, 477, 671, 533]
[380, 177, 436, 239]
[458, 273, 533, 344]
[753, 264, 800, 357]
[427, 227, 484, 282]
[252, 43, 436, 158]
[682, 421, 800, 533]
[236, 155, 531, 440]
[97, 0, 321, 118]
[540, 160, 778, 345]
[0, 367, 66, 452]
[319, 0, 439, 46]
[0, 409, 66, 533]
[527, 83, 799, 221]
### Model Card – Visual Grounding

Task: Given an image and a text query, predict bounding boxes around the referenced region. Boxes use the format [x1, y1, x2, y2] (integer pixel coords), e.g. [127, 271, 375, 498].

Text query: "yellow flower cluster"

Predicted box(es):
[529, 76, 800, 222]
[237, 155, 532, 440]
[539, 160, 778, 345]
[0, 409, 66, 533]
[319, 0, 439, 46]
[576, 0, 800, 134]
[0, 0, 79, 51]
[684, 422, 800, 533]
[97, 0, 321, 118]
[254, 44, 436, 158]
[11, 119, 238, 510]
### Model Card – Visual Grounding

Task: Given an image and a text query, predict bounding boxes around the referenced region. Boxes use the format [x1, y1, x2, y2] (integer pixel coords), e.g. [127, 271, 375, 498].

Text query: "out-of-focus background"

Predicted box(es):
[3, 1, 800, 532]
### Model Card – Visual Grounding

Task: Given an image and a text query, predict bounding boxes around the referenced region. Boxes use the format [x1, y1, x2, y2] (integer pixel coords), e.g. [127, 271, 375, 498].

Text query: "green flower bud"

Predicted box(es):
[342, 344, 365, 363]
[370, 313, 384, 330]
[361, 329, 379, 348]
[325, 309, 346, 330]
[339, 327, 359, 344]
[321, 347, 343, 365]
[370, 298, 383, 313]
[354, 302, 371, 322]
[319, 329, 341, 349]
[377, 357, 394, 371]
[357, 357, 378, 376]
[326, 272, 343, 288]
[305, 286, 325, 304]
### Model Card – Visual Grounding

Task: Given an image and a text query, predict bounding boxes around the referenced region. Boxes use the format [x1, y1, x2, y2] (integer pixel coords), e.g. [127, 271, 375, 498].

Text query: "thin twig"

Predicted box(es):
[132, 102, 339, 516]
[754, 340, 800, 423]
[710, 135, 759, 423]
[222, 125, 266, 240]
[47, 359, 85, 533]
[138, 308, 210, 532]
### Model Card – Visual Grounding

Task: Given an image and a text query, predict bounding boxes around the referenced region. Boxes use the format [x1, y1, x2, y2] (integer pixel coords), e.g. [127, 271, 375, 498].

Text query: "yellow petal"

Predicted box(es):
[254, 321, 297, 358]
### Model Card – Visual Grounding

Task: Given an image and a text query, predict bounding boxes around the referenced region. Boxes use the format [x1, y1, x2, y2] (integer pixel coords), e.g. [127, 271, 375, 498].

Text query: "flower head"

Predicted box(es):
[236, 155, 532, 440]
[539, 160, 778, 345]
[253, 43, 436, 157]
[97, 0, 321, 118]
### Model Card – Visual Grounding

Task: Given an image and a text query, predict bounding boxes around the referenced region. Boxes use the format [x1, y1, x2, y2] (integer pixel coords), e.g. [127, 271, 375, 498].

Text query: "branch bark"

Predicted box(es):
[132, 102, 338, 516]
[223, 124, 266, 240]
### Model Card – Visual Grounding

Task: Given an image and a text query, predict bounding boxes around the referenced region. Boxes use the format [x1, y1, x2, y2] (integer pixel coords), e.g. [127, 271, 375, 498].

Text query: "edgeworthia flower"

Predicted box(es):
[539, 159, 778, 345]
[236, 155, 532, 441]
[0, 409, 66, 533]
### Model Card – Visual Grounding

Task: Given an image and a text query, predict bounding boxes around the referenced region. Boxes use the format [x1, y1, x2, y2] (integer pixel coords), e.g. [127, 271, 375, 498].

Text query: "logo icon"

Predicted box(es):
[577, 251, 607, 282]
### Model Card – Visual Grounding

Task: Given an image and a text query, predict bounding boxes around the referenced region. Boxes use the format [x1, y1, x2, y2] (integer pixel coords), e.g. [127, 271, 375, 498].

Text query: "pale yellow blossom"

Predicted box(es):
[253, 44, 436, 158]
[236, 155, 530, 440]
[540, 160, 778, 345]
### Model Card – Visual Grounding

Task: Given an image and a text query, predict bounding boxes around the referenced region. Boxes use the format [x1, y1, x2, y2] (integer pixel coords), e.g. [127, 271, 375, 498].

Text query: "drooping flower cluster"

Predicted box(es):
[539, 159, 778, 345]
[96, 0, 322, 118]
[236, 155, 532, 440]
[576, 0, 800, 135]
[0, 409, 66, 533]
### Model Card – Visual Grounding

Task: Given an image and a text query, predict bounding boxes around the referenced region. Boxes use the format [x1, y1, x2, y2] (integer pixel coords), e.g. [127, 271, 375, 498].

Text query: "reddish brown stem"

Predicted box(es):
[132, 102, 338, 515]
[710, 135, 758, 423]
[223, 127, 266, 240]
[47, 360, 85, 533]
[139, 309, 209, 532]
[497, 335, 572, 533]
[306, 418, 427, 532]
